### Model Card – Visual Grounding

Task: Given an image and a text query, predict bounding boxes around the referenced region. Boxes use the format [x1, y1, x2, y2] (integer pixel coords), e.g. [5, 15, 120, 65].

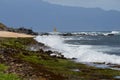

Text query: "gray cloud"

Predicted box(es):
[42, 0, 120, 11]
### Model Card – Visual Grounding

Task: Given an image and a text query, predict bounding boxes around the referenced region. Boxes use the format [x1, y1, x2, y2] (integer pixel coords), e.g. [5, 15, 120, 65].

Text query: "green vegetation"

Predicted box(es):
[19, 52, 120, 79]
[0, 38, 37, 49]
[0, 38, 120, 80]
[0, 72, 20, 80]
[0, 64, 20, 80]
[19, 53, 78, 75]
[0, 64, 8, 71]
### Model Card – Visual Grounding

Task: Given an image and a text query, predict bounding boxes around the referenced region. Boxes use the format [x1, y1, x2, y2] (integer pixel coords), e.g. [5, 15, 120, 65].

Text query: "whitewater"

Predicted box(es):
[35, 31, 120, 64]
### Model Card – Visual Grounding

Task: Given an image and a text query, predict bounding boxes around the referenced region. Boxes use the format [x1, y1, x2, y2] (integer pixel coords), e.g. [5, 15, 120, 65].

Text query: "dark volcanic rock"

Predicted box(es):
[62, 33, 73, 36]
[0, 23, 7, 31]
[0, 22, 38, 35]
[107, 34, 114, 36]
[7, 27, 38, 35]
[17, 27, 38, 35]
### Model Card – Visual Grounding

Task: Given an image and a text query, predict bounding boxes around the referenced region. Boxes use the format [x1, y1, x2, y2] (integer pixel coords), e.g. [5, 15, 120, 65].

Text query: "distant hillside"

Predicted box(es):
[0, 0, 120, 31]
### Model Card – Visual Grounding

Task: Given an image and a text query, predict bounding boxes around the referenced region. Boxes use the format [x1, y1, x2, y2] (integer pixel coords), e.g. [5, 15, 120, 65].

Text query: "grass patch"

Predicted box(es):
[18, 53, 81, 76]
[0, 38, 26, 49]
[0, 72, 20, 80]
[0, 64, 20, 80]
[0, 38, 37, 49]
[0, 64, 8, 71]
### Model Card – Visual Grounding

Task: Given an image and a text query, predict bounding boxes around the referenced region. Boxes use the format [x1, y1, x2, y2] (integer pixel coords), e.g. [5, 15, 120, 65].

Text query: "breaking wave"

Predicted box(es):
[35, 35, 120, 64]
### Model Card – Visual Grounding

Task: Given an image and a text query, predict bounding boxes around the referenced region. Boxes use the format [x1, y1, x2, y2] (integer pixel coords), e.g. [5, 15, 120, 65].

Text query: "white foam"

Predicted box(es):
[35, 35, 120, 64]
[111, 31, 120, 34]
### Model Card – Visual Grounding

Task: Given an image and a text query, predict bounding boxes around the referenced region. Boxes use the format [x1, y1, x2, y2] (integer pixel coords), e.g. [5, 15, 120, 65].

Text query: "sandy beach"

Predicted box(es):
[0, 31, 34, 38]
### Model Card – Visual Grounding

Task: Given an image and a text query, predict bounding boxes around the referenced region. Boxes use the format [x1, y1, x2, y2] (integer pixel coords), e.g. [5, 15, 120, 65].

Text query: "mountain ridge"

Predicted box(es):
[0, 0, 120, 32]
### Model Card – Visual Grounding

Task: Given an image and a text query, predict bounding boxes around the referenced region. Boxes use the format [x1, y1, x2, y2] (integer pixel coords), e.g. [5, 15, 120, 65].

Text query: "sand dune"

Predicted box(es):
[0, 31, 34, 38]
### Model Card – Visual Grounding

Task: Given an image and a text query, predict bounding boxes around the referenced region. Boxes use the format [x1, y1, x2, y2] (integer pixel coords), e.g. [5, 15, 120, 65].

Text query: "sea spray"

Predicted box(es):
[35, 35, 120, 64]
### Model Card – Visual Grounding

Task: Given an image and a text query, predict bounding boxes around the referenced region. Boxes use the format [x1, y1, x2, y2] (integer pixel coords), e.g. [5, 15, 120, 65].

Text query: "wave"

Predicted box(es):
[40, 31, 120, 37]
[111, 31, 120, 34]
[35, 35, 120, 64]
[72, 31, 120, 36]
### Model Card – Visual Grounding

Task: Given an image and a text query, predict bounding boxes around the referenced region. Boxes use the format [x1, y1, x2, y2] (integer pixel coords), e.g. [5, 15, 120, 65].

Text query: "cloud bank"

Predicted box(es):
[42, 0, 120, 11]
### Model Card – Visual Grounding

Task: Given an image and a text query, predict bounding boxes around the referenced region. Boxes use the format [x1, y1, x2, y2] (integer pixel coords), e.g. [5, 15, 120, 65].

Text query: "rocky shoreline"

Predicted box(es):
[0, 38, 67, 80]
[0, 23, 120, 80]
[0, 38, 120, 80]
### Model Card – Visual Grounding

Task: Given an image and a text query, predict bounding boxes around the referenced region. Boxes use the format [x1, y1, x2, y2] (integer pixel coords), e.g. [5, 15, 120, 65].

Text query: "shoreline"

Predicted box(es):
[0, 36, 120, 80]
[0, 31, 34, 38]
[0, 24, 120, 79]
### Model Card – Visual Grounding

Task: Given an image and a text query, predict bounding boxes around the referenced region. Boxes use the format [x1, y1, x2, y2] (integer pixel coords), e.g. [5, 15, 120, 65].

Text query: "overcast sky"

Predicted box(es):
[42, 0, 120, 11]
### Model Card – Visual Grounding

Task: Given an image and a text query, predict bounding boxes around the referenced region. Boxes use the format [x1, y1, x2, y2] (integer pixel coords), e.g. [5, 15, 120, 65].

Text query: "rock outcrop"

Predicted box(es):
[0, 23, 7, 31]
[0, 22, 38, 35]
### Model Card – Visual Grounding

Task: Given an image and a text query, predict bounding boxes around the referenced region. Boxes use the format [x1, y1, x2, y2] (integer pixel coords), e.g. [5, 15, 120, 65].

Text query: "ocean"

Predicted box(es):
[35, 31, 120, 65]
